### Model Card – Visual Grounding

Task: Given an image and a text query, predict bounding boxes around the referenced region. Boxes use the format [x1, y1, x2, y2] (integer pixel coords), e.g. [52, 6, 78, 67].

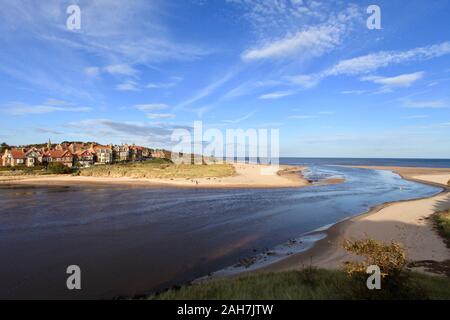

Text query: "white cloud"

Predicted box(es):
[222, 110, 256, 124]
[116, 80, 140, 91]
[361, 72, 424, 88]
[84, 67, 101, 77]
[134, 104, 169, 111]
[241, 4, 361, 62]
[287, 74, 320, 88]
[403, 99, 447, 108]
[175, 69, 237, 110]
[288, 115, 318, 119]
[325, 42, 450, 77]
[259, 91, 294, 100]
[147, 113, 176, 119]
[104, 64, 139, 77]
[147, 77, 182, 89]
[242, 24, 342, 61]
[291, 41, 450, 88]
[1, 101, 92, 115]
[341, 90, 366, 95]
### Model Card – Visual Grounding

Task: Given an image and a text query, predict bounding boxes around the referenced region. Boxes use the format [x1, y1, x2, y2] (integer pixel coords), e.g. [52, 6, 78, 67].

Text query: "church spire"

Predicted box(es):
[47, 138, 52, 150]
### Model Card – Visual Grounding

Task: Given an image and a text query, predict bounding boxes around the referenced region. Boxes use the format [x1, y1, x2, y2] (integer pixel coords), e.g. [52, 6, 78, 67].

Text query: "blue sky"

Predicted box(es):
[0, 0, 449, 158]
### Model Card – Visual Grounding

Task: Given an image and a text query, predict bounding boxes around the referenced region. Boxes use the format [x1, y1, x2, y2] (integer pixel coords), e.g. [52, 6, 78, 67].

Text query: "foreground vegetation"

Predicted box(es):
[0, 162, 76, 176]
[78, 159, 235, 179]
[150, 268, 450, 300]
[150, 239, 450, 300]
[434, 210, 450, 247]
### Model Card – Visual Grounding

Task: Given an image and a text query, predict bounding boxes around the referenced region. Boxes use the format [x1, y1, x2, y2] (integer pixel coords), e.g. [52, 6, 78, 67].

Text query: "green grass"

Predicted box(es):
[149, 269, 450, 300]
[79, 160, 235, 179]
[434, 210, 450, 247]
[0, 165, 50, 176]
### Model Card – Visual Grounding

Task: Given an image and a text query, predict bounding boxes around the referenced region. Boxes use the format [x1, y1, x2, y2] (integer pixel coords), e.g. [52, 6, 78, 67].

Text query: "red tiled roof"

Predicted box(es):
[10, 149, 26, 159]
[75, 150, 94, 156]
[92, 145, 112, 151]
[44, 150, 73, 158]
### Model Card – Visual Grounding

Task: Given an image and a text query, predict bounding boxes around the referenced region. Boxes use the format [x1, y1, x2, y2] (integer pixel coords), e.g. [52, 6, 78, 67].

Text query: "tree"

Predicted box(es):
[0, 142, 10, 154]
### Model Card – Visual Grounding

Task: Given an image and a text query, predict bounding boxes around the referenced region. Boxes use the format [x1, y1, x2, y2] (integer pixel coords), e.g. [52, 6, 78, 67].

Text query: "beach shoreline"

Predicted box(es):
[234, 166, 450, 277]
[0, 163, 312, 189]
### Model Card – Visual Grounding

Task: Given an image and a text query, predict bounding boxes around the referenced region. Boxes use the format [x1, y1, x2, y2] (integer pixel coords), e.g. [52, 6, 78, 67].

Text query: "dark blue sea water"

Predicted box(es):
[0, 159, 446, 299]
[280, 157, 450, 168]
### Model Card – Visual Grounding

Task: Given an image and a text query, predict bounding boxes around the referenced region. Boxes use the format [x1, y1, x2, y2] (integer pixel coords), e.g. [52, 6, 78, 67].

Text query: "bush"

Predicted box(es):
[342, 239, 427, 299]
[47, 162, 75, 174]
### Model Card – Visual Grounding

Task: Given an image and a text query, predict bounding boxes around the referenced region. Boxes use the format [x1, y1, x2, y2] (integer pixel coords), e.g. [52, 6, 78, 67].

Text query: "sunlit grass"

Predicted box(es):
[79, 160, 235, 179]
[149, 268, 450, 300]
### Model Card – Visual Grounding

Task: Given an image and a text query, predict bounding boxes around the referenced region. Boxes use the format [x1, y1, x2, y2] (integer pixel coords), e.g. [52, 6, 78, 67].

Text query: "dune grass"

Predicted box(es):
[434, 210, 450, 247]
[79, 159, 235, 179]
[149, 268, 450, 300]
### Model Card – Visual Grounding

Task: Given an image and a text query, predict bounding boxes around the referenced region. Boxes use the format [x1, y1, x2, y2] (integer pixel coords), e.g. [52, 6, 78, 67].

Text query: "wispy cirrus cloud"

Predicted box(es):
[288, 115, 318, 120]
[115, 80, 140, 91]
[1, 101, 92, 116]
[241, 4, 361, 62]
[104, 64, 139, 77]
[222, 110, 256, 124]
[146, 113, 176, 119]
[402, 99, 448, 108]
[134, 104, 169, 111]
[259, 91, 294, 100]
[292, 42, 450, 88]
[360, 72, 424, 89]
[147, 77, 183, 89]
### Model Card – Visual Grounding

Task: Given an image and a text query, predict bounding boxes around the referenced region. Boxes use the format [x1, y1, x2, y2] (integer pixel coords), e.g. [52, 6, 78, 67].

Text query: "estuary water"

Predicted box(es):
[0, 159, 445, 299]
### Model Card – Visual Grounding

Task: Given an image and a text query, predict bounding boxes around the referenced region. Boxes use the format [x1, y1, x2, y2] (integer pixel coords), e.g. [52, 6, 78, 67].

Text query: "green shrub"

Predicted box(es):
[434, 210, 450, 247]
[342, 239, 427, 299]
[47, 162, 75, 174]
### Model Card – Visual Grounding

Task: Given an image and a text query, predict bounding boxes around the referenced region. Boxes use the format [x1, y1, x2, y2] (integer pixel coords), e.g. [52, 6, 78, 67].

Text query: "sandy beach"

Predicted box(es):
[256, 166, 450, 275]
[0, 163, 310, 189]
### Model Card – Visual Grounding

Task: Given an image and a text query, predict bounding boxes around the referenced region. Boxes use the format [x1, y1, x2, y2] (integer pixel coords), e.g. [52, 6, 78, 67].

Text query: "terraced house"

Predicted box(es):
[1, 141, 164, 168]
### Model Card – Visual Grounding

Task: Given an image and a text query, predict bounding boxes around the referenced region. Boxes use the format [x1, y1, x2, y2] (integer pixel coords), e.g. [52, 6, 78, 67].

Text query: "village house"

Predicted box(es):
[43, 150, 74, 167]
[24, 148, 43, 167]
[1, 141, 167, 168]
[130, 145, 144, 161]
[113, 144, 130, 162]
[151, 149, 168, 159]
[74, 149, 95, 167]
[92, 145, 113, 164]
[2, 149, 26, 167]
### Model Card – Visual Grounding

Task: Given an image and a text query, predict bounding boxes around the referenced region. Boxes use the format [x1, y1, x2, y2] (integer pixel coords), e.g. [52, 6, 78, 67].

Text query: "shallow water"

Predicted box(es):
[0, 165, 442, 299]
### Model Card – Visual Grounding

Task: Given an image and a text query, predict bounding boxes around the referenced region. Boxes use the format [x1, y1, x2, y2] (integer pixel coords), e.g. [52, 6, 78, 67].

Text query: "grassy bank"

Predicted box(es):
[434, 209, 450, 247]
[150, 268, 450, 300]
[79, 159, 235, 179]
